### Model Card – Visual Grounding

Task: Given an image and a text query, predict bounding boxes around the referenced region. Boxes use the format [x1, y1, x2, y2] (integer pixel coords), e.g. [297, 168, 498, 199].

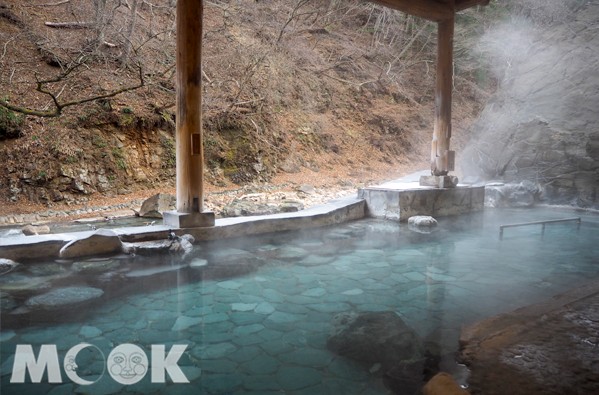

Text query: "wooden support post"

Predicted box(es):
[431, 14, 455, 177]
[163, 0, 214, 228]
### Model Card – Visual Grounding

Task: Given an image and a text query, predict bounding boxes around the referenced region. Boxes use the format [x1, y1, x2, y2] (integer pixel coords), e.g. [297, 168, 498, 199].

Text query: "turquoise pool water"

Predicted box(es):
[1, 207, 598, 394]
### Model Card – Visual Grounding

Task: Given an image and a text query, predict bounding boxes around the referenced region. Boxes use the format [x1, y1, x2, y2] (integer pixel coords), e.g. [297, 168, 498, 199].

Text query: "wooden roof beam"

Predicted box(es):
[370, 0, 453, 22]
[455, 0, 490, 12]
[370, 0, 490, 21]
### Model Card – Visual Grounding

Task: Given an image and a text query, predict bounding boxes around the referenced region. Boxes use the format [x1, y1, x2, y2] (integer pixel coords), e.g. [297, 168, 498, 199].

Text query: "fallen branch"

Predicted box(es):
[24, 0, 70, 7]
[44, 21, 93, 29]
[0, 64, 145, 118]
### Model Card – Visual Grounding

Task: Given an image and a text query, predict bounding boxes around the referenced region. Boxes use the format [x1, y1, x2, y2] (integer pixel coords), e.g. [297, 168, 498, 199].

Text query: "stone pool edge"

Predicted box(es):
[459, 279, 599, 394]
[0, 196, 366, 261]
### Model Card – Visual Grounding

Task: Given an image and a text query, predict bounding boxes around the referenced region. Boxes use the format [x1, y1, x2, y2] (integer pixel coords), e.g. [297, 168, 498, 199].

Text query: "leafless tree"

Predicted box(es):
[120, 0, 140, 67]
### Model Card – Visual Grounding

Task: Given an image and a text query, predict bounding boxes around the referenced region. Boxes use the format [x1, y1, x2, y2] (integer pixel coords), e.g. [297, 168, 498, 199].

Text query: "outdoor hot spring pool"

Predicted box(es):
[1, 207, 598, 394]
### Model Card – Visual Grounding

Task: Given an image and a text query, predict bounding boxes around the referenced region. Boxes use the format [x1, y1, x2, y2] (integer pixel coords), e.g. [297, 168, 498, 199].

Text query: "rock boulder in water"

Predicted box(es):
[72, 259, 120, 273]
[22, 224, 51, 236]
[59, 229, 123, 259]
[0, 258, 19, 275]
[25, 286, 104, 308]
[328, 311, 425, 393]
[408, 216, 438, 227]
[138, 193, 176, 218]
[484, 181, 541, 208]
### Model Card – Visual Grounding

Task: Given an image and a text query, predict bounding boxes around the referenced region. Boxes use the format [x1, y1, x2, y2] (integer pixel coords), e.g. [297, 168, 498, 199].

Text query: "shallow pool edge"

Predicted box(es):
[0, 196, 366, 261]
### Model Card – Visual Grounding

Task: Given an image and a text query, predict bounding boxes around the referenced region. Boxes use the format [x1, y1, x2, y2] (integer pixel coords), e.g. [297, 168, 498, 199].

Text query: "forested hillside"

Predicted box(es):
[0, 0, 499, 212]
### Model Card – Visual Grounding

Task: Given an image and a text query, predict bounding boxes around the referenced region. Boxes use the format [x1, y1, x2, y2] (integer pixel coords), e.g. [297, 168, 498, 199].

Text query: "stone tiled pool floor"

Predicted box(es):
[1, 208, 598, 394]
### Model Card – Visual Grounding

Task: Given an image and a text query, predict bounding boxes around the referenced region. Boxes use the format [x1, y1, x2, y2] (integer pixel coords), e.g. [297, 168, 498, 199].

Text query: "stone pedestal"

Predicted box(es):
[163, 211, 215, 228]
[358, 184, 484, 222]
[419, 175, 459, 188]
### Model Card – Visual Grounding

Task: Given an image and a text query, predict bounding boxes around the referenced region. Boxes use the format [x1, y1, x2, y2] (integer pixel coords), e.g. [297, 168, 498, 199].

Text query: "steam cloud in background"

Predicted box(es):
[459, 0, 599, 208]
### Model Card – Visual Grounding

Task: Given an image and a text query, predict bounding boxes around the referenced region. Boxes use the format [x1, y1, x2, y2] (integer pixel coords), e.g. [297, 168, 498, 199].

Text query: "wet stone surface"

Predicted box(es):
[461, 291, 599, 395]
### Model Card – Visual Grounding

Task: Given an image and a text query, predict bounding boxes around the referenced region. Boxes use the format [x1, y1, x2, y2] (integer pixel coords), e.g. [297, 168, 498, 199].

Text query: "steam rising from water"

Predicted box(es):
[474, 17, 537, 82]
[459, 0, 599, 207]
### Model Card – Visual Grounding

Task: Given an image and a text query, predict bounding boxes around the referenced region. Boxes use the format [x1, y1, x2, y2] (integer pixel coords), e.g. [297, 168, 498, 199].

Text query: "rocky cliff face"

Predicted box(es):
[460, 0, 599, 209]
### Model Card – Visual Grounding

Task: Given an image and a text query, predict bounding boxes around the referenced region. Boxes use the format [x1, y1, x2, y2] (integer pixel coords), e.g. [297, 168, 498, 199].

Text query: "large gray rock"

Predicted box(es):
[123, 239, 172, 255]
[460, 1, 599, 209]
[122, 234, 194, 256]
[25, 286, 104, 308]
[0, 259, 19, 275]
[22, 224, 50, 236]
[327, 311, 425, 393]
[138, 193, 176, 218]
[484, 181, 542, 208]
[59, 229, 123, 259]
[222, 199, 279, 217]
[408, 215, 438, 227]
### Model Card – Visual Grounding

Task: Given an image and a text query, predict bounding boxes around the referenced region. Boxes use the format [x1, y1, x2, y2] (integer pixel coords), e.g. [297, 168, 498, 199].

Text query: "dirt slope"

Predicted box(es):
[0, 0, 490, 217]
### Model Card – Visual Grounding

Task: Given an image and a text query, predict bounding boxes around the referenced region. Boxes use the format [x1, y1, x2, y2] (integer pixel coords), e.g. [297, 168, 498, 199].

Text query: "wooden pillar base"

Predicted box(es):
[419, 175, 459, 189]
[163, 211, 215, 228]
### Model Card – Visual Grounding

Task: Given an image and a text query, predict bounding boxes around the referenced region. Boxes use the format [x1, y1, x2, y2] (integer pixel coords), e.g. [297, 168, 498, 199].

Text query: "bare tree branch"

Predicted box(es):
[0, 64, 145, 118]
[44, 21, 92, 29]
[24, 0, 71, 7]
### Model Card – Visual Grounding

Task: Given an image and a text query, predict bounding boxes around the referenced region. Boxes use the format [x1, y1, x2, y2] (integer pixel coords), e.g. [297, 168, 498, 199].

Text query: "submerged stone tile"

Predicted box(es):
[278, 348, 334, 368]
[365, 261, 390, 268]
[301, 287, 326, 297]
[74, 374, 124, 395]
[275, 303, 310, 315]
[192, 342, 237, 359]
[25, 286, 104, 308]
[138, 329, 172, 344]
[276, 246, 309, 260]
[47, 384, 74, 395]
[179, 366, 202, 382]
[282, 330, 309, 347]
[427, 272, 457, 282]
[171, 315, 202, 332]
[186, 305, 213, 317]
[299, 255, 335, 266]
[242, 354, 279, 375]
[230, 312, 265, 326]
[200, 373, 243, 394]
[72, 259, 120, 273]
[202, 312, 229, 324]
[232, 302, 258, 312]
[227, 345, 262, 363]
[306, 302, 351, 313]
[193, 330, 232, 345]
[266, 311, 303, 324]
[125, 264, 187, 278]
[262, 288, 285, 303]
[232, 334, 263, 346]
[283, 294, 319, 305]
[0, 329, 16, 342]
[341, 288, 364, 296]
[199, 359, 238, 374]
[277, 366, 322, 391]
[79, 325, 102, 339]
[259, 337, 294, 356]
[233, 323, 265, 336]
[216, 280, 243, 290]
[243, 374, 283, 391]
[0, 274, 51, 292]
[355, 303, 391, 312]
[254, 302, 276, 315]
[256, 328, 284, 341]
